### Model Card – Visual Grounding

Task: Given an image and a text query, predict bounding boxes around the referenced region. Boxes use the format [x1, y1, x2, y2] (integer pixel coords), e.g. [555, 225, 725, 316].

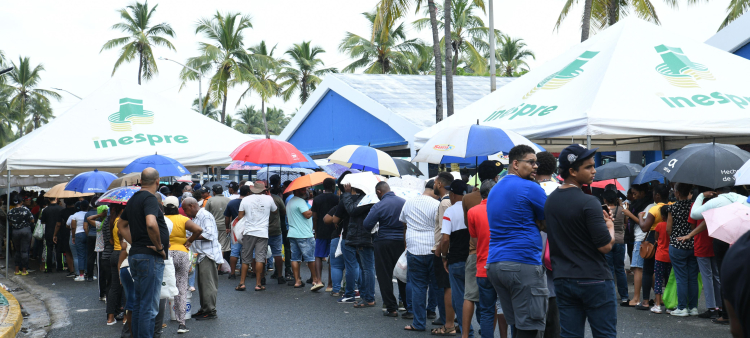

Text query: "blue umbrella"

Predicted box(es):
[632, 160, 664, 185]
[65, 169, 118, 193]
[122, 154, 189, 177]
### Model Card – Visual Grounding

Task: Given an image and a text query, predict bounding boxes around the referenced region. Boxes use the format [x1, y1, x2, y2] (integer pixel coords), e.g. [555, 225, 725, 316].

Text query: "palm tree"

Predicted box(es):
[192, 97, 219, 121]
[233, 105, 291, 135]
[180, 12, 253, 124]
[224, 115, 234, 128]
[339, 11, 421, 74]
[236, 41, 287, 139]
[719, 0, 749, 30]
[405, 43, 435, 75]
[279, 41, 337, 105]
[100, 1, 176, 84]
[497, 36, 535, 76]
[556, 0, 668, 41]
[265, 106, 292, 135]
[5, 57, 60, 138]
[27, 96, 54, 130]
[0, 86, 15, 147]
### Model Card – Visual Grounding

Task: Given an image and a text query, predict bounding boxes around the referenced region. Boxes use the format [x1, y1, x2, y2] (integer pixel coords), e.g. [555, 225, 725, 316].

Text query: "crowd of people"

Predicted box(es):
[2, 143, 749, 338]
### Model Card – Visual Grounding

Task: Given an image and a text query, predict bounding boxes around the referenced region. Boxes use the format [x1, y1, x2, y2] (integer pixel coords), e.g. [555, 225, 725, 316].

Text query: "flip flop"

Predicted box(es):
[235, 284, 246, 291]
[404, 325, 425, 331]
[294, 281, 306, 288]
[254, 285, 265, 291]
[353, 301, 376, 308]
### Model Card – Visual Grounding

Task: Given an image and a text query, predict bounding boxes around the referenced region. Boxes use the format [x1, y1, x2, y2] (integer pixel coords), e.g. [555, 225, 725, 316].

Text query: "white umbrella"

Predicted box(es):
[340, 172, 383, 196]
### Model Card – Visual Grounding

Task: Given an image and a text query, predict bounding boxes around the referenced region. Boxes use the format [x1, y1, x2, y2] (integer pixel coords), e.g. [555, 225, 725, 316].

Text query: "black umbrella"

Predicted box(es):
[393, 159, 424, 176]
[594, 162, 643, 181]
[655, 143, 750, 189]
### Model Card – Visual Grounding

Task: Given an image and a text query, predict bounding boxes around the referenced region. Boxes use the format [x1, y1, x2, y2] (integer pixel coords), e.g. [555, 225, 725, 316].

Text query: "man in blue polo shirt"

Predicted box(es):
[486, 145, 548, 338]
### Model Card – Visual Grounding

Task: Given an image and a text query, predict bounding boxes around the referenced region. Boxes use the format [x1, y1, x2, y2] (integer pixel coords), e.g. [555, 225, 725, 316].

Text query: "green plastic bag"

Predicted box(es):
[662, 268, 703, 309]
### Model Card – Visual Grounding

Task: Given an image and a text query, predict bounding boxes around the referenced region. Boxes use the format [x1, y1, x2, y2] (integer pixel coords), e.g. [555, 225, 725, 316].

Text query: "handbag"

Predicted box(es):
[33, 209, 45, 240]
[639, 231, 656, 259]
[160, 257, 178, 299]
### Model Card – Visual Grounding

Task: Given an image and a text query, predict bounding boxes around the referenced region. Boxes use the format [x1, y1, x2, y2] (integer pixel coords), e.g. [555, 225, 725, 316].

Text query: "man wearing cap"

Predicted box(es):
[486, 145, 548, 338]
[227, 182, 240, 200]
[205, 184, 231, 268]
[234, 182, 277, 291]
[462, 161, 504, 338]
[440, 180, 475, 338]
[545, 145, 616, 337]
[225, 185, 250, 280]
[198, 187, 211, 208]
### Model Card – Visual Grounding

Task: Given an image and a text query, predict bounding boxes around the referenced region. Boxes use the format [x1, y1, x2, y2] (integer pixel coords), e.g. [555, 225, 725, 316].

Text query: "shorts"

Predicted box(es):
[315, 238, 331, 258]
[464, 254, 480, 302]
[631, 241, 644, 268]
[230, 242, 243, 258]
[268, 235, 282, 256]
[217, 231, 231, 252]
[487, 262, 548, 331]
[289, 237, 315, 262]
[433, 254, 451, 289]
[241, 235, 268, 264]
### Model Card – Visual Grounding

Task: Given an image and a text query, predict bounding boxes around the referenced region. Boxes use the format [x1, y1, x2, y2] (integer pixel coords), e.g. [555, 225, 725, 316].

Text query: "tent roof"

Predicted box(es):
[414, 18, 750, 152]
[0, 80, 257, 176]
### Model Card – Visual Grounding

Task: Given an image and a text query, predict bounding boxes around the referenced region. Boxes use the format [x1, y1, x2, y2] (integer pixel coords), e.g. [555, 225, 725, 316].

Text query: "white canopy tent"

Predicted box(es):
[414, 18, 750, 152]
[0, 80, 257, 177]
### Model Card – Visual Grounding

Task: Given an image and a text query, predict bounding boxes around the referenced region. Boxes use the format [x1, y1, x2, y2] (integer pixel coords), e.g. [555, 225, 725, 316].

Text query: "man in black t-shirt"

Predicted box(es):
[310, 178, 339, 292]
[41, 199, 63, 272]
[53, 198, 77, 276]
[544, 145, 616, 337]
[116, 168, 170, 338]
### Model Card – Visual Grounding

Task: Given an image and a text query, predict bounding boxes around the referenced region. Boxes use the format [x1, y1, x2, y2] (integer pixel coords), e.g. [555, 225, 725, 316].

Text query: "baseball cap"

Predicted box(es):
[212, 184, 223, 194]
[477, 160, 504, 181]
[198, 186, 211, 195]
[164, 196, 179, 208]
[228, 181, 239, 191]
[558, 144, 598, 173]
[159, 186, 171, 196]
[249, 181, 267, 194]
[446, 180, 467, 196]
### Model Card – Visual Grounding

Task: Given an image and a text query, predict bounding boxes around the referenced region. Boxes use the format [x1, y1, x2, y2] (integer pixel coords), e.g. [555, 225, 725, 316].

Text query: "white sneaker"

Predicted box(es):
[689, 308, 700, 316]
[74, 276, 85, 282]
[650, 305, 663, 314]
[93, 276, 98, 280]
[671, 308, 689, 317]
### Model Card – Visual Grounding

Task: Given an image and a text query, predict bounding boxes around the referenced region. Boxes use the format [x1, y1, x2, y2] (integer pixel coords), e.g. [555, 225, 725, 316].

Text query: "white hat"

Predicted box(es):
[164, 196, 179, 208]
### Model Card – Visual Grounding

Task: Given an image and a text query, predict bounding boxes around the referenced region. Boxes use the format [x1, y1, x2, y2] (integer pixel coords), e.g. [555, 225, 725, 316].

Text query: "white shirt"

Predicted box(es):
[540, 181, 561, 196]
[191, 208, 225, 264]
[399, 195, 440, 255]
[634, 203, 655, 242]
[228, 194, 240, 200]
[441, 202, 466, 235]
[239, 195, 277, 238]
[67, 211, 88, 234]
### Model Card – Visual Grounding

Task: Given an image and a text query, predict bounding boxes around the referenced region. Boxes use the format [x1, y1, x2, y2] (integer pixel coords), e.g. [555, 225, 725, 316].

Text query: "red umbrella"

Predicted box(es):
[230, 139, 307, 165]
[589, 179, 625, 191]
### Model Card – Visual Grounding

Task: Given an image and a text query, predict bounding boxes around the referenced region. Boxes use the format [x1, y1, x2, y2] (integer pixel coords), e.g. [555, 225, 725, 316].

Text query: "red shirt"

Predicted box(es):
[654, 222, 671, 263]
[687, 204, 714, 257]
[467, 200, 489, 278]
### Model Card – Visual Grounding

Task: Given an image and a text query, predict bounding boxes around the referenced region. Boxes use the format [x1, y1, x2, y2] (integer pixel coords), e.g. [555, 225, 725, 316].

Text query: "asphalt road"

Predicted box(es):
[30, 266, 730, 338]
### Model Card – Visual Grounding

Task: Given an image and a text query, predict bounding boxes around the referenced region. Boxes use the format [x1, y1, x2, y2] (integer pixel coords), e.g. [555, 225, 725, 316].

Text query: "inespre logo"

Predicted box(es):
[93, 97, 189, 150]
[523, 51, 599, 99]
[655, 45, 714, 89]
[433, 144, 454, 151]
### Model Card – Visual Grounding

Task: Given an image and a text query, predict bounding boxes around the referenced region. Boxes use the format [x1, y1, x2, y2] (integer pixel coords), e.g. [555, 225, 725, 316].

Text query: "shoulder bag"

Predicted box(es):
[33, 209, 45, 240]
[639, 230, 656, 259]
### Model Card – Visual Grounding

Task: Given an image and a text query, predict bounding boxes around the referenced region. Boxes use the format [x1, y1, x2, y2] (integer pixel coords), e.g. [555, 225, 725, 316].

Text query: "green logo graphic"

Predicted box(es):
[108, 98, 154, 132]
[655, 45, 715, 88]
[523, 51, 599, 99]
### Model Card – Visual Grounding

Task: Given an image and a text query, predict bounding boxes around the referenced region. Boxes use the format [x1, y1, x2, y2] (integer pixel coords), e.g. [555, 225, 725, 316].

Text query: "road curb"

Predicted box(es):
[0, 287, 23, 338]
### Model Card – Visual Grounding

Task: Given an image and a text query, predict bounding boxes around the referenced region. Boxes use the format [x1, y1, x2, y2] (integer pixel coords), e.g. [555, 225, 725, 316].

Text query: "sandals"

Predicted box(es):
[404, 325, 425, 332]
[431, 325, 457, 336]
[294, 281, 306, 288]
[353, 301, 376, 308]
[235, 284, 246, 291]
[254, 285, 265, 291]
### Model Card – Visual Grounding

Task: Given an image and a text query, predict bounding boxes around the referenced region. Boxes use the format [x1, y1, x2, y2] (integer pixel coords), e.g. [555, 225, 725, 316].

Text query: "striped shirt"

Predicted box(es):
[191, 208, 225, 264]
[399, 195, 440, 255]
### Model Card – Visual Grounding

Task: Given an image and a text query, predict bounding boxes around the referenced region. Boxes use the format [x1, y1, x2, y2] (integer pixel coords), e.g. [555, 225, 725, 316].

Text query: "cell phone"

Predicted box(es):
[602, 205, 610, 213]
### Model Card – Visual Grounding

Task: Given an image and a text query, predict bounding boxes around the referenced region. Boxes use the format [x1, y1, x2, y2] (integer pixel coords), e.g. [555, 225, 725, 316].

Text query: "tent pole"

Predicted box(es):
[659, 136, 666, 160]
[586, 135, 591, 149]
[6, 168, 9, 276]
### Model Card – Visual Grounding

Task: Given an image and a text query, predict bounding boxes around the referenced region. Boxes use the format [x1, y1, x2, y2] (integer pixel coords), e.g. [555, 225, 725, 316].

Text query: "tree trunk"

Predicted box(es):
[261, 99, 270, 139]
[221, 89, 228, 124]
[608, 0, 617, 26]
[137, 49, 143, 85]
[581, 0, 593, 42]
[452, 41, 459, 74]
[444, 0, 454, 117]
[428, 0, 444, 124]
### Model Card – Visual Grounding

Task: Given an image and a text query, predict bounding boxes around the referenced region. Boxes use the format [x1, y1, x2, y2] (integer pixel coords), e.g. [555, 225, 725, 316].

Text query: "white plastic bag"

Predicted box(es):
[393, 251, 408, 283]
[160, 258, 178, 299]
[334, 234, 343, 258]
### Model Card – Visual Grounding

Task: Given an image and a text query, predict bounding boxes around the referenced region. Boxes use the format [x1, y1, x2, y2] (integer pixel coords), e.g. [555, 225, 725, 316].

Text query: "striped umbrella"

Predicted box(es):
[328, 145, 400, 177]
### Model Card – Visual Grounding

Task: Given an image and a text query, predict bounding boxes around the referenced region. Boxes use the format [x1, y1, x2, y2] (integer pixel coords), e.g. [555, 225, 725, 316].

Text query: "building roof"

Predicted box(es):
[705, 12, 750, 53]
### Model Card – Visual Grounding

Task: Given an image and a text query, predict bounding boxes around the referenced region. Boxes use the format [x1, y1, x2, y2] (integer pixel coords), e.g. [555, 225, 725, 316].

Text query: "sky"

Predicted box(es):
[0, 0, 734, 121]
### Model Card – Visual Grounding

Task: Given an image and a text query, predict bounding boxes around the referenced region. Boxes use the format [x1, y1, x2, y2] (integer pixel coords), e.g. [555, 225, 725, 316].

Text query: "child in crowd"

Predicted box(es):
[651, 205, 672, 314]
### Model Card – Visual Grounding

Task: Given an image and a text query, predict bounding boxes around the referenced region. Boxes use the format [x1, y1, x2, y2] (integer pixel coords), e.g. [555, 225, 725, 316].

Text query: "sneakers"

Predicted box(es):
[338, 297, 356, 303]
[74, 275, 85, 282]
[650, 305, 663, 314]
[354, 290, 361, 299]
[177, 324, 189, 333]
[99, 296, 107, 301]
[66, 272, 76, 278]
[670, 308, 689, 317]
[277, 276, 286, 285]
[398, 301, 406, 311]
[193, 313, 217, 321]
[106, 319, 117, 326]
[427, 311, 437, 319]
[689, 308, 700, 316]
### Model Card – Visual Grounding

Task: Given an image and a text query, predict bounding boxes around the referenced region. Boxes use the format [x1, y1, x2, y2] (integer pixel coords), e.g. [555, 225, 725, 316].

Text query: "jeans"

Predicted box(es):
[120, 267, 135, 311]
[329, 237, 345, 293]
[342, 241, 361, 298]
[69, 235, 78, 272]
[86, 235, 96, 279]
[605, 243, 629, 301]
[74, 233, 87, 273]
[477, 277, 498, 338]
[356, 246, 376, 303]
[449, 261, 474, 338]
[128, 254, 165, 338]
[696, 256, 721, 309]
[669, 246, 699, 310]
[431, 255, 446, 324]
[407, 252, 433, 331]
[12, 227, 31, 270]
[554, 278, 617, 338]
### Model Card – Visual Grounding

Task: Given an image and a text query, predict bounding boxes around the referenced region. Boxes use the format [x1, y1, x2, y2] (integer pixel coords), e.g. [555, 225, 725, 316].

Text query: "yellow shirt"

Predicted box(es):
[648, 202, 672, 230]
[166, 214, 189, 253]
[113, 218, 121, 251]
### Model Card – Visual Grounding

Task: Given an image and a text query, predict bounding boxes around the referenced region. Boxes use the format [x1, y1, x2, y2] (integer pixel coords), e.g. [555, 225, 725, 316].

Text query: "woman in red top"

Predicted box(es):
[651, 205, 672, 314]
